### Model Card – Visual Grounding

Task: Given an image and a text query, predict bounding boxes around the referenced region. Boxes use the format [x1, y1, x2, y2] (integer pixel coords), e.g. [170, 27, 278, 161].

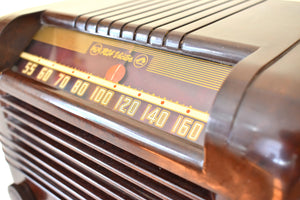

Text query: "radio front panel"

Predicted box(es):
[13, 26, 232, 146]
[0, 0, 300, 199]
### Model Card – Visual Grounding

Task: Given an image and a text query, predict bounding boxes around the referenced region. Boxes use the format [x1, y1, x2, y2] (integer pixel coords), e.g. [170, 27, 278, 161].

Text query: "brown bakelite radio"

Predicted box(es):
[0, 0, 299, 199]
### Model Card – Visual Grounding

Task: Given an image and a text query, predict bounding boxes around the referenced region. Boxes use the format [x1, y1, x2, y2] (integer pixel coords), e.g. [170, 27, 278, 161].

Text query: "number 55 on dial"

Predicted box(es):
[22, 62, 38, 76]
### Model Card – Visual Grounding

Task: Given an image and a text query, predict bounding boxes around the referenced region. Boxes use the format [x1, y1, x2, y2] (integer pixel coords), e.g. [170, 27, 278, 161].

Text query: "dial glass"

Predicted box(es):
[13, 26, 232, 145]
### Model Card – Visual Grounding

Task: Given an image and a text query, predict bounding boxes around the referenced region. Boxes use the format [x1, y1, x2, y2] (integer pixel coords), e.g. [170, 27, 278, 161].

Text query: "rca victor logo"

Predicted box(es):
[89, 43, 103, 56]
[88, 42, 133, 62]
[88, 42, 152, 68]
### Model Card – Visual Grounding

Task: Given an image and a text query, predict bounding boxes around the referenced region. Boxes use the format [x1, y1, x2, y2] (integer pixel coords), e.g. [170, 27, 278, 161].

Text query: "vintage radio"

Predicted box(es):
[0, 0, 299, 199]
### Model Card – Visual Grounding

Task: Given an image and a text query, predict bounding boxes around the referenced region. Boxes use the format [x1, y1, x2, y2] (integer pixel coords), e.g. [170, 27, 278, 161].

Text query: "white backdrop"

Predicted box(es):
[0, 1, 62, 199]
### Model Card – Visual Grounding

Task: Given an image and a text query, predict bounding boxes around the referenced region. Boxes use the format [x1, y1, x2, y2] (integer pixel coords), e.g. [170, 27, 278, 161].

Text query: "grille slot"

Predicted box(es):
[0, 94, 212, 200]
[3, 146, 77, 200]
[72, 0, 263, 38]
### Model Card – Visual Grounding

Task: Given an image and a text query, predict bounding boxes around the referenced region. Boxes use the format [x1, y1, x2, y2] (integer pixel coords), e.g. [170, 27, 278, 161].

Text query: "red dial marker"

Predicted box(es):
[105, 64, 126, 83]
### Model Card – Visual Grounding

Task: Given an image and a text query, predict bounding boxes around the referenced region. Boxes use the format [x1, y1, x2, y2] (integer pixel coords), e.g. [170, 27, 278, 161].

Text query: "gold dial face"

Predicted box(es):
[14, 26, 232, 144]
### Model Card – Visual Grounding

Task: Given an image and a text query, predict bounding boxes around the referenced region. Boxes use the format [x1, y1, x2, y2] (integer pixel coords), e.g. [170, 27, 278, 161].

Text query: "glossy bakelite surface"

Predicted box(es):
[1, 0, 300, 199]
